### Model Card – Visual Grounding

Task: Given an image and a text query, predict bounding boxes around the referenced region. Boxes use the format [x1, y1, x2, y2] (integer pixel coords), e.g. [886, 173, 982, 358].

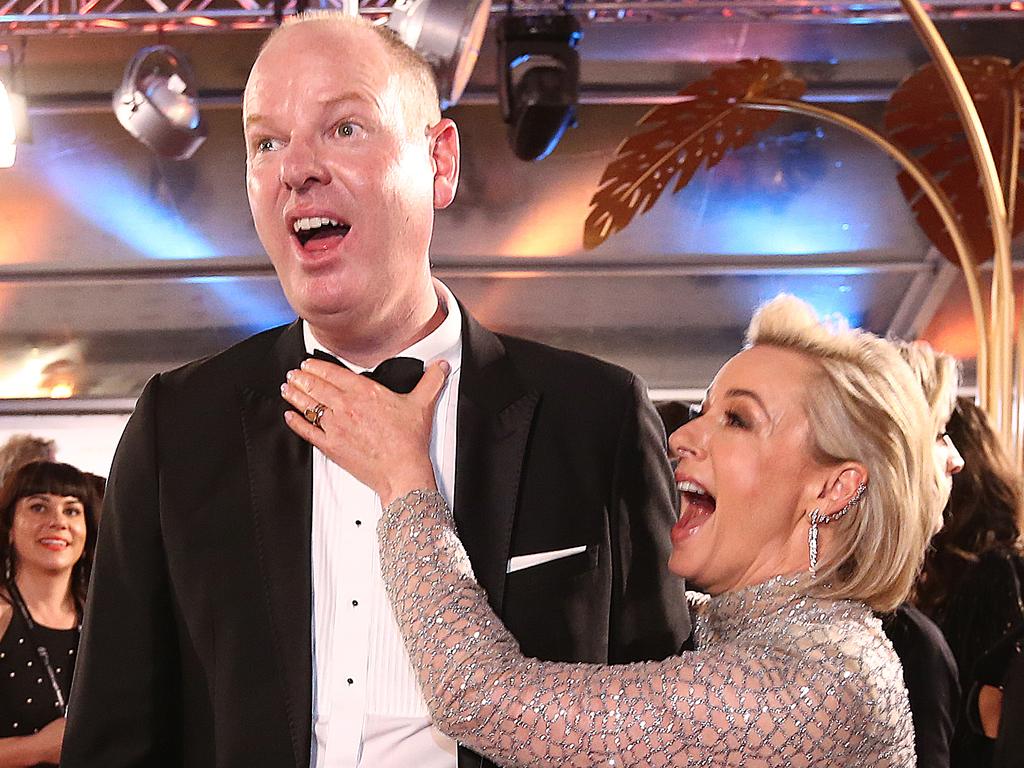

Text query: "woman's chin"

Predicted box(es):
[667, 550, 708, 590]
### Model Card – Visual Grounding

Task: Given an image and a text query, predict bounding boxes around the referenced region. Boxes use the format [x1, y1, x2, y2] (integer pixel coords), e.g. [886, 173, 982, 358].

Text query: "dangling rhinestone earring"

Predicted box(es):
[808, 483, 867, 577]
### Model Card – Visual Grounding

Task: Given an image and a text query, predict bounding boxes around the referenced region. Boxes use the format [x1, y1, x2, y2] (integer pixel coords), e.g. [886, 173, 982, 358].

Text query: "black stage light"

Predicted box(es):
[113, 45, 207, 161]
[497, 12, 581, 162]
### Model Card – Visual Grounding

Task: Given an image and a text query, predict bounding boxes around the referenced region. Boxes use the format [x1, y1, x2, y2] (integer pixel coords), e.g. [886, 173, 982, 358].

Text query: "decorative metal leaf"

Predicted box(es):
[884, 57, 1024, 265]
[583, 58, 806, 250]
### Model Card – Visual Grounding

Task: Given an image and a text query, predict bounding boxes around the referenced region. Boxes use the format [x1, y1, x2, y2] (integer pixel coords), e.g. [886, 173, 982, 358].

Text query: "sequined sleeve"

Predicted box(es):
[378, 490, 915, 767]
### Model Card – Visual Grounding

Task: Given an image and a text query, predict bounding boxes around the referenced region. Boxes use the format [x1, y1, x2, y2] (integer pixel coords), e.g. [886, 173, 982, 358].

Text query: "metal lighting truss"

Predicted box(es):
[0, 0, 1022, 35]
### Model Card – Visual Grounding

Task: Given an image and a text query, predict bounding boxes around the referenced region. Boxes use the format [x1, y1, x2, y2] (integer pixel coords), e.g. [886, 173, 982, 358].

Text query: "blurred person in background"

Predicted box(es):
[914, 396, 1024, 768]
[880, 340, 964, 768]
[0, 437, 56, 490]
[0, 462, 98, 767]
[975, 620, 1024, 768]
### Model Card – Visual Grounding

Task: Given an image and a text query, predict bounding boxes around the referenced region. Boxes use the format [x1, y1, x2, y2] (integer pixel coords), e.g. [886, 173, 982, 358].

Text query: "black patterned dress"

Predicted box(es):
[0, 602, 78, 744]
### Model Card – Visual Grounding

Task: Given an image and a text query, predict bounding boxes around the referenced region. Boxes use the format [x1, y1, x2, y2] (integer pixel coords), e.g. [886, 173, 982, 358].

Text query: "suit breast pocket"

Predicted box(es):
[505, 544, 599, 587]
[501, 543, 608, 660]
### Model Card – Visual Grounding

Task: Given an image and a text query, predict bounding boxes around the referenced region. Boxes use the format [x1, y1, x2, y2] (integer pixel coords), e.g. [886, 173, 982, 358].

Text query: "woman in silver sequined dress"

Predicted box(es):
[282, 295, 943, 767]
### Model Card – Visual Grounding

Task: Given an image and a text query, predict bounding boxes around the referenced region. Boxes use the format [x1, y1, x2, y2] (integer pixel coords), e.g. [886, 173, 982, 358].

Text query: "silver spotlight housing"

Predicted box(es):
[113, 45, 207, 161]
[387, 0, 492, 109]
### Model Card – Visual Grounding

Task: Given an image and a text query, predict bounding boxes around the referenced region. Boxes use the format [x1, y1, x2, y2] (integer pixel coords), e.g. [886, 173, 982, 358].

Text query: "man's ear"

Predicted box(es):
[819, 464, 869, 516]
[429, 118, 460, 209]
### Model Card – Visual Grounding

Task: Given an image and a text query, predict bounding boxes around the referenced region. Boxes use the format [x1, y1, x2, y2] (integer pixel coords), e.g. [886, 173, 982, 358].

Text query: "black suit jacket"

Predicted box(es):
[62, 310, 690, 768]
[882, 604, 960, 768]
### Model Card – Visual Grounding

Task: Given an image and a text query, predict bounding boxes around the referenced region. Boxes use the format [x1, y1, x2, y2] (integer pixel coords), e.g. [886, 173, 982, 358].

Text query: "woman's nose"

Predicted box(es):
[43, 508, 69, 528]
[668, 413, 707, 462]
[944, 435, 965, 476]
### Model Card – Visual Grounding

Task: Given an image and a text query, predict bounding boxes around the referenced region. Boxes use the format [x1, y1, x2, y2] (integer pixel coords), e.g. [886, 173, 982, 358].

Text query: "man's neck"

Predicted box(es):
[310, 287, 446, 368]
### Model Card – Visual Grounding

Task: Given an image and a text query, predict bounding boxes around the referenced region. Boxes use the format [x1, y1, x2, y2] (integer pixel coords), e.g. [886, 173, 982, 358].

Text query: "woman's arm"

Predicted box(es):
[280, 362, 906, 766]
[977, 685, 1003, 737]
[0, 599, 11, 642]
[377, 490, 900, 768]
[0, 718, 65, 768]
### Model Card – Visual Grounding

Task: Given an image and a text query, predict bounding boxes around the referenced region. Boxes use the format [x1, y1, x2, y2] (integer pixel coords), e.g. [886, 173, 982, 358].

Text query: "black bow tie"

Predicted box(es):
[311, 349, 425, 394]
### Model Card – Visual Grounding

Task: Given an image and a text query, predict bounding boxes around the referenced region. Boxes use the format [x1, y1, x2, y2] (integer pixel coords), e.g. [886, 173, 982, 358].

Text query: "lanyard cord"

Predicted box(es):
[6, 580, 79, 715]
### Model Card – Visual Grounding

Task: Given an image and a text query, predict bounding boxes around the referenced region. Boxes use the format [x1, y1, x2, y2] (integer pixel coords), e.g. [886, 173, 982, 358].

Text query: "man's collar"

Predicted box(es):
[302, 280, 463, 373]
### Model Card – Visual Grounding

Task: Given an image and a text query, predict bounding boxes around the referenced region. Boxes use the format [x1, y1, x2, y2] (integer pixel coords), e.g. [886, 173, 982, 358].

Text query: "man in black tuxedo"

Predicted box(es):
[62, 13, 688, 768]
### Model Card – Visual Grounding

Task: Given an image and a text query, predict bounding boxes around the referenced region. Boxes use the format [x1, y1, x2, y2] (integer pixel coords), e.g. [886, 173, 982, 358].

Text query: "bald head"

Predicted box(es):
[248, 12, 441, 134]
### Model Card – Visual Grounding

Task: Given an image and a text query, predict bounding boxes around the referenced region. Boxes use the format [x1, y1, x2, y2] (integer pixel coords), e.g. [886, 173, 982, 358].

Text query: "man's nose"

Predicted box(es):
[280, 140, 330, 191]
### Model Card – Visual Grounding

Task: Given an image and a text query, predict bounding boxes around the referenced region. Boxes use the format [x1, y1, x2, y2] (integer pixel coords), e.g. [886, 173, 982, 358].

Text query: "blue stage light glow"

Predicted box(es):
[43, 153, 217, 261]
[699, 199, 872, 257]
[182, 276, 296, 333]
[40, 139, 291, 333]
[659, 130, 883, 258]
[758, 282, 865, 329]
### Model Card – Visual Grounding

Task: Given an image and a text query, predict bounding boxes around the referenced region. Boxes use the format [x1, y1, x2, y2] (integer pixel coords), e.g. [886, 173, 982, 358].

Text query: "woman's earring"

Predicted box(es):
[808, 483, 867, 577]
[807, 508, 822, 577]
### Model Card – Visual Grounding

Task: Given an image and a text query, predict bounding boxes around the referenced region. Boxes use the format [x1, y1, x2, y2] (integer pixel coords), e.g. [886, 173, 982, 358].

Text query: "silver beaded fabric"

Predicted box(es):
[379, 490, 916, 767]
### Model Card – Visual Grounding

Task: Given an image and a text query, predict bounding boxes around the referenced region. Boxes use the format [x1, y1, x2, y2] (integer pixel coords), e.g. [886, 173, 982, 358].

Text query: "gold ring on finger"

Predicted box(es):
[303, 402, 327, 429]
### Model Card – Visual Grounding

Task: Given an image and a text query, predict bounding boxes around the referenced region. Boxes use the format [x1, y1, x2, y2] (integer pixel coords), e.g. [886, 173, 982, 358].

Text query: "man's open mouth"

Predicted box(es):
[292, 216, 351, 247]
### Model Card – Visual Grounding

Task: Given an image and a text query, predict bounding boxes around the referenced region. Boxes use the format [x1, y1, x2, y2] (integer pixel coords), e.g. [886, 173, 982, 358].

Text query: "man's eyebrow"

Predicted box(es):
[244, 95, 369, 133]
[724, 388, 770, 416]
[243, 114, 268, 132]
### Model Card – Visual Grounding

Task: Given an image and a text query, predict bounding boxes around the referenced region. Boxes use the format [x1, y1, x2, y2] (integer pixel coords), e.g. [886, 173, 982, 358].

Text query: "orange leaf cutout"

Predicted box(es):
[884, 57, 1024, 265]
[583, 58, 806, 250]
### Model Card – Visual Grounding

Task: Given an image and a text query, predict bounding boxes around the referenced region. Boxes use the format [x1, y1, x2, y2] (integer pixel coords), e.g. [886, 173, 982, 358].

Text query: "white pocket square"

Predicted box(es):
[506, 545, 588, 574]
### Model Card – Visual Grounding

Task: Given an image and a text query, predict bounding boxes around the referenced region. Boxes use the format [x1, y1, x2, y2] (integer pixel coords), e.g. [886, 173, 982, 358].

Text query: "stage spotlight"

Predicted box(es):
[0, 80, 28, 170]
[497, 12, 581, 162]
[113, 45, 207, 160]
[387, 0, 492, 109]
[0, 80, 16, 169]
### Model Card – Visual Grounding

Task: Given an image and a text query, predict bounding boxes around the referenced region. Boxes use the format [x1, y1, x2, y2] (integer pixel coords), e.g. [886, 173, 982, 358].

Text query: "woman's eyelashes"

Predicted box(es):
[724, 409, 750, 429]
[687, 401, 751, 430]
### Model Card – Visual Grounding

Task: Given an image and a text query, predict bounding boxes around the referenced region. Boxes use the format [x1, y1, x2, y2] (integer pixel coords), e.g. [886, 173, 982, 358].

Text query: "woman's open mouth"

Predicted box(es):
[671, 479, 716, 544]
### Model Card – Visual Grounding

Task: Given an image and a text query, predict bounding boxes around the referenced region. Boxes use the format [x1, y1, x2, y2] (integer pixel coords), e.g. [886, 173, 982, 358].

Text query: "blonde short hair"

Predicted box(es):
[262, 11, 442, 129]
[746, 295, 941, 612]
[893, 340, 960, 435]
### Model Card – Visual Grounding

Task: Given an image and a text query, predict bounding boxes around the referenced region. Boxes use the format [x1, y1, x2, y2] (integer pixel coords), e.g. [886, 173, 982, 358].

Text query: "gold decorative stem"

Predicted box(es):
[1001, 71, 1020, 235]
[898, 0, 1013, 446]
[743, 98, 988, 398]
[1006, 82, 1022, 464]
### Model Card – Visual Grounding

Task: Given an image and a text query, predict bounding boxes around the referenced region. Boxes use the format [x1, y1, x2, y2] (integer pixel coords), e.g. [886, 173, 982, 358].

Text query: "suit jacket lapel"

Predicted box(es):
[239, 319, 312, 768]
[455, 308, 538, 616]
